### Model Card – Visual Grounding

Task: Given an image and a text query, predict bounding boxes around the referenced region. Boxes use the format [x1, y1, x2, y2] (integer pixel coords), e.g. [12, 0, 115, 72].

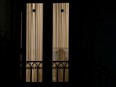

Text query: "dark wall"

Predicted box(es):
[78, 2, 116, 86]
[0, 0, 12, 56]
[0, 0, 20, 84]
[80, 2, 116, 72]
[0, 0, 13, 84]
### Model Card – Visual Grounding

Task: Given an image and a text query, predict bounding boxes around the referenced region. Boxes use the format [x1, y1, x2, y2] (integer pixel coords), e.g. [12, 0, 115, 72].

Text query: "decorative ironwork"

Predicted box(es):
[26, 61, 43, 82]
[52, 61, 69, 69]
[20, 61, 69, 82]
[52, 61, 69, 82]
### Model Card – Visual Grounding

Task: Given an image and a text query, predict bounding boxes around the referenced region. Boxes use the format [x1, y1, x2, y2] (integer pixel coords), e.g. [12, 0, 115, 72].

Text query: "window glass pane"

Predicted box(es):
[52, 3, 69, 82]
[26, 3, 43, 82]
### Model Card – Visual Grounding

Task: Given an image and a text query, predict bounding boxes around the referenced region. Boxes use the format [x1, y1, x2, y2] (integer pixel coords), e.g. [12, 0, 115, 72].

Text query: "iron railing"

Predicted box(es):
[20, 61, 69, 82]
[52, 61, 69, 82]
[26, 61, 43, 82]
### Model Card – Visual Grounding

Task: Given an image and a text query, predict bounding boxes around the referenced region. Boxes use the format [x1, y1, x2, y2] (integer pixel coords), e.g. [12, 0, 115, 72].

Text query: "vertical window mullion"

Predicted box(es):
[43, 2, 52, 83]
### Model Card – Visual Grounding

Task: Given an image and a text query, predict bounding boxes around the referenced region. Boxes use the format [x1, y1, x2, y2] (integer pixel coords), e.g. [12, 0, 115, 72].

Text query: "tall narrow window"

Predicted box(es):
[52, 3, 69, 82]
[26, 3, 43, 82]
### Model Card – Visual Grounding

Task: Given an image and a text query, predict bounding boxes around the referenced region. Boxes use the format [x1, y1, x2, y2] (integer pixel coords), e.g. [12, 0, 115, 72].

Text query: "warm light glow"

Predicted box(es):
[52, 3, 69, 82]
[26, 3, 43, 82]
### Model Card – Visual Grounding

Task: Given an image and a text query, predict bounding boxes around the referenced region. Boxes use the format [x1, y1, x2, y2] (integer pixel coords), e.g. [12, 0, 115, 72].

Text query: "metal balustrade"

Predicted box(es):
[20, 61, 69, 82]
[52, 61, 69, 82]
[26, 61, 43, 82]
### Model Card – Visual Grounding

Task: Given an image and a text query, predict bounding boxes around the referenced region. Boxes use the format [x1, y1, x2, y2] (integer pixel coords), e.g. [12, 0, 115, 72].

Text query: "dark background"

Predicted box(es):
[0, 0, 116, 86]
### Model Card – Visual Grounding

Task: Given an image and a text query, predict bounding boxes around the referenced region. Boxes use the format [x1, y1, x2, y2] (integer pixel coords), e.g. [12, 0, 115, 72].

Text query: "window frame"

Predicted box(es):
[21, 0, 72, 84]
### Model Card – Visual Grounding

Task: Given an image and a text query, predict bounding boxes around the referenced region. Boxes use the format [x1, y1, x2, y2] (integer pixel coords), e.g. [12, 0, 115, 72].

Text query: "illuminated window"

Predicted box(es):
[26, 3, 43, 82]
[52, 3, 69, 82]
[22, 2, 70, 83]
